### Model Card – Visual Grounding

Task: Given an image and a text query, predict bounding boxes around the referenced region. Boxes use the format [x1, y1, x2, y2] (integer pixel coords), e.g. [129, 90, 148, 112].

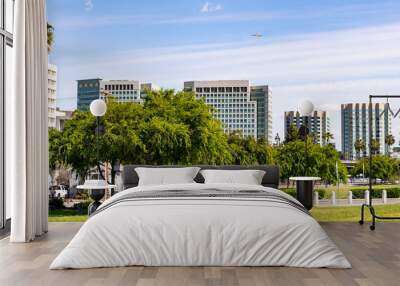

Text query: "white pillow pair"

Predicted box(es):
[135, 167, 265, 186]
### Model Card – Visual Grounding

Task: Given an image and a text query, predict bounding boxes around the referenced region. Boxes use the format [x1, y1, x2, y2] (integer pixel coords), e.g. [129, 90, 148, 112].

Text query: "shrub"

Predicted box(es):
[282, 188, 326, 200]
[74, 190, 89, 200]
[283, 188, 296, 198]
[350, 188, 400, 199]
[49, 197, 64, 210]
[73, 200, 92, 214]
[315, 189, 327, 199]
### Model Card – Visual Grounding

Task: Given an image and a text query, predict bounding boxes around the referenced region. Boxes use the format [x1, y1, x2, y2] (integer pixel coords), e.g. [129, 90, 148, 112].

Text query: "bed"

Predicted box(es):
[50, 165, 351, 269]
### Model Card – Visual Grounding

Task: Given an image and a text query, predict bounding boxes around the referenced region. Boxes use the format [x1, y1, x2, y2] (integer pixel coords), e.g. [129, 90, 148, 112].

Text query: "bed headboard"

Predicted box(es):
[122, 165, 280, 190]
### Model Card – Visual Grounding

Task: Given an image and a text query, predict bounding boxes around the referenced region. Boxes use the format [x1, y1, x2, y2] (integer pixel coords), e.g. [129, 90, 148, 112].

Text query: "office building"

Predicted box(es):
[284, 110, 330, 146]
[77, 79, 154, 110]
[48, 64, 57, 128]
[77, 78, 102, 111]
[101, 80, 141, 103]
[55, 108, 74, 131]
[184, 80, 259, 138]
[341, 103, 392, 160]
[250, 85, 273, 142]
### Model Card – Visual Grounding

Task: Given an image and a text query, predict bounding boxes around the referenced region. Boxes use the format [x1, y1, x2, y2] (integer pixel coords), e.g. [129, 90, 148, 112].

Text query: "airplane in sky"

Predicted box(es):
[251, 32, 263, 38]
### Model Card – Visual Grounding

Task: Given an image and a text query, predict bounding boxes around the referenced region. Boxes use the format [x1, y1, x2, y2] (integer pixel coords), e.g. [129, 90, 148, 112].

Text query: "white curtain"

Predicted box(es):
[8, 0, 48, 242]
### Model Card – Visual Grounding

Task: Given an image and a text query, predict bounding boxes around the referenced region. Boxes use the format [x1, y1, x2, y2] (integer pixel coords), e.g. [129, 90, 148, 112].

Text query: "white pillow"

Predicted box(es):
[135, 167, 200, 186]
[200, 169, 266, 185]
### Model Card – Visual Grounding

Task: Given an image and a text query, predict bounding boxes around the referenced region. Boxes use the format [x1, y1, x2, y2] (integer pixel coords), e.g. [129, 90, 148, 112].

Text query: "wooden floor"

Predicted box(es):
[0, 222, 399, 286]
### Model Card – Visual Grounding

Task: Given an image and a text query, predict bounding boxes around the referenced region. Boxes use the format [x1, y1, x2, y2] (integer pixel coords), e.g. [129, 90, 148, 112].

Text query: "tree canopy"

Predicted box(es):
[50, 90, 235, 181]
[49, 89, 346, 185]
[276, 139, 347, 184]
[352, 155, 400, 182]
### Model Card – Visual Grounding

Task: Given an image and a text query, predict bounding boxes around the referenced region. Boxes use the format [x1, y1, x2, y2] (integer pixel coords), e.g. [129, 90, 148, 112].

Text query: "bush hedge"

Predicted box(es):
[282, 188, 326, 199]
[350, 188, 400, 199]
[73, 200, 92, 214]
[49, 197, 64, 210]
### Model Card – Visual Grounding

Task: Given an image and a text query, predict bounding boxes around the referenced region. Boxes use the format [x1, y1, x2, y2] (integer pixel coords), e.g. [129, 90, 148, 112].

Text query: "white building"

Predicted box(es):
[48, 64, 57, 128]
[341, 103, 392, 160]
[100, 80, 142, 103]
[184, 80, 258, 138]
[284, 110, 330, 146]
[55, 108, 74, 131]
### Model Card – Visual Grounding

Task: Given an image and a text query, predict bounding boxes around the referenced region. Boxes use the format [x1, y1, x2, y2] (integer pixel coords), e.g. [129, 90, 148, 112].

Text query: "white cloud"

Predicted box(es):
[201, 2, 223, 13]
[84, 0, 93, 11]
[55, 22, 400, 148]
[55, 1, 400, 29]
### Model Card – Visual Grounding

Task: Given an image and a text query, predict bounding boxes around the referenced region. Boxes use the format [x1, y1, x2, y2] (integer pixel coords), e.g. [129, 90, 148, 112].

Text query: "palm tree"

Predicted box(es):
[322, 132, 334, 145]
[47, 23, 54, 53]
[385, 134, 395, 156]
[354, 139, 366, 159]
[371, 139, 380, 155]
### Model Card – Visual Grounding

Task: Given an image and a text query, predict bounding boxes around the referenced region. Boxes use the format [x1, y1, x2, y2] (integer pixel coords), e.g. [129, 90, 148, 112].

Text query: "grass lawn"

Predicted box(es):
[281, 184, 400, 199]
[49, 209, 88, 222]
[49, 204, 400, 223]
[311, 204, 400, 222]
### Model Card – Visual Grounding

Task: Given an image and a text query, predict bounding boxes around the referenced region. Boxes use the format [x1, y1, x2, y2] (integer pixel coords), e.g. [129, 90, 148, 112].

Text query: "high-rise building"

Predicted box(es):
[250, 85, 272, 142]
[48, 64, 57, 128]
[101, 80, 141, 103]
[284, 110, 330, 146]
[184, 80, 258, 138]
[341, 103, 392, 160]
[77, 79, 154, 110]
[77, 78, 101, 111]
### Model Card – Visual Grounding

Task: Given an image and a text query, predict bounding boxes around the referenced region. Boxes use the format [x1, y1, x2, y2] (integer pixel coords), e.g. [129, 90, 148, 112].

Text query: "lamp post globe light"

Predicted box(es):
[299, 100, 314, 116]
[290, 99, 320, 211]
[90, 99, 107, 117]
[77, 99, 115, 215]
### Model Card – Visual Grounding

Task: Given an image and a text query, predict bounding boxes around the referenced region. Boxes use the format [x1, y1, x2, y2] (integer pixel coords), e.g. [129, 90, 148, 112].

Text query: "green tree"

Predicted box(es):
[275, 139, 347, 186]
[354, 139, 366, 159]
[284, 124, 299, 143]
[385, 134, 395, 156]
[371, 139, 380, 155]
[353, 155, 399, 182]
[226, 132, 274, 165]
[49, 89, 233, 183]
[322, 132, 334, 145]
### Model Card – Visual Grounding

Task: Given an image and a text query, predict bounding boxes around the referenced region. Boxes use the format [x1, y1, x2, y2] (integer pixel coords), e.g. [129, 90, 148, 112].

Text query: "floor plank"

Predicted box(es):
[0, 222, 399, 286]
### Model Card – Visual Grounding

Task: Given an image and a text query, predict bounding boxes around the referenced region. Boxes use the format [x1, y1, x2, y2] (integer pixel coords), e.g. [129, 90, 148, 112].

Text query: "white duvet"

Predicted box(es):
[50, 183, 351, 269]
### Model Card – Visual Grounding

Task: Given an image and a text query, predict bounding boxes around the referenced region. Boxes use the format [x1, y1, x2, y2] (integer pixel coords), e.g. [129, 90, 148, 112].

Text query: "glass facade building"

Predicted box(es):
[77, 79, 102, 111]
[341, 103, 392, 160]
[250, 85, 272, 142]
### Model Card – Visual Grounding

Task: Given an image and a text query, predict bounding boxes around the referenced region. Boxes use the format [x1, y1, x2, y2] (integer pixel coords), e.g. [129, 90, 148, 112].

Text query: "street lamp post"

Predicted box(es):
[90, 99, 107, 165]
[274, 133, 281, 146]
[299, 100, 314, 175]
[78, 99, 111, 215]
[290, 100, 320, 210]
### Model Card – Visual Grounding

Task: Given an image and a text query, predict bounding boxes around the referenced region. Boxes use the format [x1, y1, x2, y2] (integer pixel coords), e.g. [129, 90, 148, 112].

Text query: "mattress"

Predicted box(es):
[50, 183, 351, 269]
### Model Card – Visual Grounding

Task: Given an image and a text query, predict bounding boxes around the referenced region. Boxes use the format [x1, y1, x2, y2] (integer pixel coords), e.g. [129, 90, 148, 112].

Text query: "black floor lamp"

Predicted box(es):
[359, 95, 400, 230]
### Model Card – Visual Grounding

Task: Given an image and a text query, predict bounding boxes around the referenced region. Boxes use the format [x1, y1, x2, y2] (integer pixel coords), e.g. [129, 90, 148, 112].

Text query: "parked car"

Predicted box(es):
[49, 185, 69, 198]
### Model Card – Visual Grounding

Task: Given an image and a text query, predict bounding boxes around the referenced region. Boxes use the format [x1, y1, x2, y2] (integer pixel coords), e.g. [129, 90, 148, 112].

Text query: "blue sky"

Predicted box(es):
[47, 0, 400, 147]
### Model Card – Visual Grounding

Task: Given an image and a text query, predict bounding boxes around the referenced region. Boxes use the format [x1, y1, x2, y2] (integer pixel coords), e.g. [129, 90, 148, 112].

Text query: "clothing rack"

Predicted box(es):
[359, 95, 400, 230]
